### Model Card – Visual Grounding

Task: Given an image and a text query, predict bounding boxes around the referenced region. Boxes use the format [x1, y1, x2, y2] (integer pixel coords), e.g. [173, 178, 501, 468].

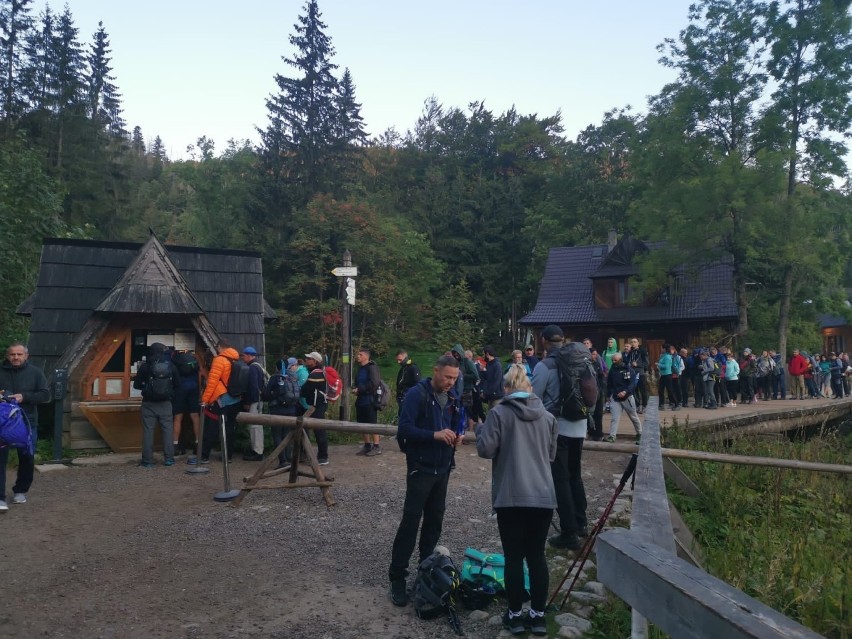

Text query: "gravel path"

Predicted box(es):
[0, 440, 633, 638]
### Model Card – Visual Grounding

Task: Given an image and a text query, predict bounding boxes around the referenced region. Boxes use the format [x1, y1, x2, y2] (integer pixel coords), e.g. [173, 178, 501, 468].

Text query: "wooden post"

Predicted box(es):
[341, 249, 352, 422]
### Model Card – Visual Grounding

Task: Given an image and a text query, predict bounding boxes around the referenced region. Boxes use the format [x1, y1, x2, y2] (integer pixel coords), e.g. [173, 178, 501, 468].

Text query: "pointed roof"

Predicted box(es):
[588, 235, 649, 279]
[95, 234, 203, 314]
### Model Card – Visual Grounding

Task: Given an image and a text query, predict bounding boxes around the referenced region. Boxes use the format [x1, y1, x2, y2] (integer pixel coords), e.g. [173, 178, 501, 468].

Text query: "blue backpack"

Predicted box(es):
[0, 399, 34, 456]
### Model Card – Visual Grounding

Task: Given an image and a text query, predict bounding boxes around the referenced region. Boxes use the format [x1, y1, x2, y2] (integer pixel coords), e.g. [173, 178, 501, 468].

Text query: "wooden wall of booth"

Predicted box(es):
[64, 315, 208, 452]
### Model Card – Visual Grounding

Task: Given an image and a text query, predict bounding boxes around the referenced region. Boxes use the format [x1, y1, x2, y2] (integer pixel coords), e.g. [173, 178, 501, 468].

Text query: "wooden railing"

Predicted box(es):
[594, 398, 825, 639]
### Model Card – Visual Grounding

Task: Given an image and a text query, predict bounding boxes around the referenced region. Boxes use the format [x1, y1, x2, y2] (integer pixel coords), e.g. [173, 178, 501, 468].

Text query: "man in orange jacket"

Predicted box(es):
[199, 340, 242, 464]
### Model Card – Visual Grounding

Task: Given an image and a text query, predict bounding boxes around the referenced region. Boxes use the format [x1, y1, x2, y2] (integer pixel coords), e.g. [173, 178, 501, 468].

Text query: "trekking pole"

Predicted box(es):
[214, 413, 240, 502]
[548, 453, 638, 609]
[186, 406, 209, 475]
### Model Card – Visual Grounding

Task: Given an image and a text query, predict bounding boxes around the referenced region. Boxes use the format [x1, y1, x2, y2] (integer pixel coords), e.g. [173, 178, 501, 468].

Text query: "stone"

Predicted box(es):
[34, 463, 69, 473]
[570, 591, 606, 605]
[468, 610, 490, 621]
[583, 580, 607, 596]
[557, 625, 584, 638]
[570, 604, 594, 618]
[72, 453, 138, 466]
[488, 615, 503, 626]
[554, 612, 593, 633]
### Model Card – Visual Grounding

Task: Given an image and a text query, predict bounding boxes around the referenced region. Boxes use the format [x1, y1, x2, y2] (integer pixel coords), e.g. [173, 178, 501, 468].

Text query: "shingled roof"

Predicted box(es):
[22, 237, 272, 374]
[520, 241, 737, 327]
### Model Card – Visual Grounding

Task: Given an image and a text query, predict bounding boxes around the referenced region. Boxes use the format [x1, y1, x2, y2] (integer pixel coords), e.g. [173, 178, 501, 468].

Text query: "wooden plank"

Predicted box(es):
[597, 528, 824, 639]
[232, 430, 294, 507]
[663, 458, 704, 499]
[243, 482, 334, 490]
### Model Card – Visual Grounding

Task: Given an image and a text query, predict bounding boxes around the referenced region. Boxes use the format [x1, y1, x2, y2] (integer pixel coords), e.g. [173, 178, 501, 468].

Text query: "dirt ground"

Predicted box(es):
[0, 439, 633, 639]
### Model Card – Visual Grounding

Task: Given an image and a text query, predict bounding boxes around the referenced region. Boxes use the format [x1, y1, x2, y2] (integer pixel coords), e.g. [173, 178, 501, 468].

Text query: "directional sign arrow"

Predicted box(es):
[331, 266, 358, 277]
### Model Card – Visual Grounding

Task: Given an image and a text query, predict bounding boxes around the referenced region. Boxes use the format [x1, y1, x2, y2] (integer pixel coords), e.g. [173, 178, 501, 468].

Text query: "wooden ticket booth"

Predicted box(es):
[18, 234, 273, 452]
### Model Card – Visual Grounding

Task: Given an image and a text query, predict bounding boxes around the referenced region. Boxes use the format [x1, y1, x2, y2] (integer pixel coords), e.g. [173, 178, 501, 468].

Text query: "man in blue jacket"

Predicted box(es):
[0, 342, 49, 510]
[388, 355, 462, 606]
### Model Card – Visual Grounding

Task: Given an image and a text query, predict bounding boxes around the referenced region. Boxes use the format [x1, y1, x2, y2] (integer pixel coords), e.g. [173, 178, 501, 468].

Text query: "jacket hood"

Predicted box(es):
[499, 393, 549, 422]
[452, 344, 466, 357]
[604, 338, 619, 355]
[1, 359, 28, 371]
[219, 347, 239, 360]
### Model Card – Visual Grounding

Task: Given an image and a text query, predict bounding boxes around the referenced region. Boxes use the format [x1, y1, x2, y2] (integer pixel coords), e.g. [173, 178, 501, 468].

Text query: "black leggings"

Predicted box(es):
[495, 507, 552, 612]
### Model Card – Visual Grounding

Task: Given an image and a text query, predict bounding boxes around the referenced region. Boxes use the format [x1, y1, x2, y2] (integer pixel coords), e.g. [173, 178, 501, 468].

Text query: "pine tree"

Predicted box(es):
[20, 5, 53, 112]
[131, 125, 144, 154]
[260, 0, 340, 203]
[0, 0, 34, 125]
[86, 21, 124, 136]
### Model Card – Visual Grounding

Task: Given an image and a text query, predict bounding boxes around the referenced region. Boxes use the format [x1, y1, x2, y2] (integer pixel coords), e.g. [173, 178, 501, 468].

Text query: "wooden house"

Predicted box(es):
[16, 235, 275, 452]
[519, 234, 738, 365]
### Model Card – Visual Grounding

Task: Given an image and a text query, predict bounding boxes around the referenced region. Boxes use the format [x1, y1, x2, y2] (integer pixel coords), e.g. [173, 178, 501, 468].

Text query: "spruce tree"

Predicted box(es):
[260, 0, 340, 204]
[0, 0, 34, 125]
[86, 21, 124, 136]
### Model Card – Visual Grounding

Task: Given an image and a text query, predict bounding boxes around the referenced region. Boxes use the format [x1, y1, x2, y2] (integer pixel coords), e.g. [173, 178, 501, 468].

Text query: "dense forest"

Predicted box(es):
[1, 0, 851, 359]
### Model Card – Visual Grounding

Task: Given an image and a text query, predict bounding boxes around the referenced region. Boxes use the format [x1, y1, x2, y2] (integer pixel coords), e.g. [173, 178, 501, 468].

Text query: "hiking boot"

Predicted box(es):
[528, 609, 547, 636]
[604, 435, 616, 443]
[200, 457, 210, 465]
[317, 458, 329, 466]
[12, 493, 26, 504]
[139, 461, 155, 468]
[548, 534, 581, 550]
[164, 459, 175, 467]
[356, 444, 371, 456]
[502, 609, 526, 635]
[0, 500, 7, 513]
[186, 456, 198, 465]
[242, 452, 264, 461]
[389, 579, 408, 606]
[365, 444, 382, 456]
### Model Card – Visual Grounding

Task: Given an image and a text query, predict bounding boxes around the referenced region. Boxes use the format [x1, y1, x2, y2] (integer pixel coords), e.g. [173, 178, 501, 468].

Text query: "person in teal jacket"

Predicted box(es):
[603, 337, 619, 371]
[657, 345, 680, 410]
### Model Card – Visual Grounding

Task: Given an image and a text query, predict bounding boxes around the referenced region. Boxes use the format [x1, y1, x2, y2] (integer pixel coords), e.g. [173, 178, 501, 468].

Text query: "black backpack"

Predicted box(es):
[173, 351, 199, 377]
[146, 360, 174, 401]
[226, 358, 250, 397]
[549, 342, 598, 421]
[413, 551, 463, 635]
[373, 379, 391, 411]
[269, 374, 300, 407]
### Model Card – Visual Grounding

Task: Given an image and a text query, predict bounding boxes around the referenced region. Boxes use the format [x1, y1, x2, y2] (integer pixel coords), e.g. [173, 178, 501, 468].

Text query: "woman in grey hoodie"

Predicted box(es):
[475, 365, 558, 636]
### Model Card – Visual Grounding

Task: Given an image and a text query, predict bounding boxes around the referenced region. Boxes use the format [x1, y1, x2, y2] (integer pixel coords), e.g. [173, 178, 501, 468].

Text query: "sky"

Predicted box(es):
[32, 1, 693, 159]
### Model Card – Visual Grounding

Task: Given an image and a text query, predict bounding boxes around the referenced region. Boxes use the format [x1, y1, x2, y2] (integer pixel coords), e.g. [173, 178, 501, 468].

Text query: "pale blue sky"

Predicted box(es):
[33, 1, 691, 158]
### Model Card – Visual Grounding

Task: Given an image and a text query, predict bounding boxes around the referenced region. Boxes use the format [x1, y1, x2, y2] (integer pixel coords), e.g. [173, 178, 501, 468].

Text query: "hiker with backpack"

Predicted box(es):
[605, 352, 642, 443]
[0, 342, 49, 511]
[530, 325, 592, 552]
[354, 347, 383, 456]
[171, 349, 201, 456]
[262, 361, 302, 469]
[301, 352, 330, 465]
[389, 354, 463, 608]
[241, 346, 269, 462]
[133, 342, 180, 468]
[199, 340, 243, 464]
[476, 364, 558, 636]
[481, 346, 504, 408]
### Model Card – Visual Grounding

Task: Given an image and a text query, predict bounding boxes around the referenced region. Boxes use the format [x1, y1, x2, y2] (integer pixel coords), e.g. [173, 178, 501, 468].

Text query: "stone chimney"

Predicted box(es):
[607, 229, 618, 253]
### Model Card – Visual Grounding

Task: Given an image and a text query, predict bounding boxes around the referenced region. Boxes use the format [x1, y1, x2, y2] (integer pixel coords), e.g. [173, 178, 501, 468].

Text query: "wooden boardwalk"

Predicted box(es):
[607, 394, 852, 440]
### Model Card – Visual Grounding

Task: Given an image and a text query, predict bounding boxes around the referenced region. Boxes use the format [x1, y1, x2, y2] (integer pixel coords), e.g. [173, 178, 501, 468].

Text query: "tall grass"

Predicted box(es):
[663, 423, 851, 638]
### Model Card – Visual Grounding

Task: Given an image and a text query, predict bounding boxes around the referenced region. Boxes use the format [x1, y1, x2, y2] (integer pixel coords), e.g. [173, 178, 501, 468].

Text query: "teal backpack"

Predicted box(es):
[460, 547, 530, 593]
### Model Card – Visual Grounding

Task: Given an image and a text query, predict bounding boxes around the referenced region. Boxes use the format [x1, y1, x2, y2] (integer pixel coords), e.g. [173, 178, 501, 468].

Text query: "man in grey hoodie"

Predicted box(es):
[530, 325, 588, 551]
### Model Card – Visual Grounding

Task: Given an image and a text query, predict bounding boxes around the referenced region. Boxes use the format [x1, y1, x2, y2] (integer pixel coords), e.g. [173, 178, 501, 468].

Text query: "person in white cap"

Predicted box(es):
[301, 351, 329, 464]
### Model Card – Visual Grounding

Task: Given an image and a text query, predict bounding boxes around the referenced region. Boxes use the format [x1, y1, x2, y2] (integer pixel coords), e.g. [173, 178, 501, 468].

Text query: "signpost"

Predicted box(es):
[337, 250, 355, 422]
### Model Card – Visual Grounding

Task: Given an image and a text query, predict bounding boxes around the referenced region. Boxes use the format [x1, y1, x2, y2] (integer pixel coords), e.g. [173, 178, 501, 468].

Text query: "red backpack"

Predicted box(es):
[322, 366, 342, 402]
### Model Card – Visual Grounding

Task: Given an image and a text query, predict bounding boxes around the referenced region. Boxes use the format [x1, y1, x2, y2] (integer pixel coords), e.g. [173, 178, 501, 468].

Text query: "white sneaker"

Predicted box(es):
[0, 500, 8, 512]
[12, 493, 27, 504]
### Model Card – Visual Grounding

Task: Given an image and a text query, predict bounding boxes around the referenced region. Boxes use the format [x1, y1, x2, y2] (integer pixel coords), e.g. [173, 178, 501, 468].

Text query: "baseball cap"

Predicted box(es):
[243, 346, 257, 355]
[287, 357, 298, 367]
[305, 351, 323, 363]
[541, 325, 564, 342]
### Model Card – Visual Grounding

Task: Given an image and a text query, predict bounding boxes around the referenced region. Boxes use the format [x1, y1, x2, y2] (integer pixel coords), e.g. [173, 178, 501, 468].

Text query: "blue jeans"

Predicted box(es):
[0, 425, 36, 496]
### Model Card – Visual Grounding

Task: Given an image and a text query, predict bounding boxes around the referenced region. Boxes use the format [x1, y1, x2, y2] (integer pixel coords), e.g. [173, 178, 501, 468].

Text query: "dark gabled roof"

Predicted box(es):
[520, 242, 738, 326]
[819, 314, 849, 329]
[25, 238, 268, 373]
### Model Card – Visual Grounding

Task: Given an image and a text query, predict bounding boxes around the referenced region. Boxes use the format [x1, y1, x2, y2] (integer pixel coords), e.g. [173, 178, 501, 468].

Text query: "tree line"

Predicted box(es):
[1, 0, 851, 360]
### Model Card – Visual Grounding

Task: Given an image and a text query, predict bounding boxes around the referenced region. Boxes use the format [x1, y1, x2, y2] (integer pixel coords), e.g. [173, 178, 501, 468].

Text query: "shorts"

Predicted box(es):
[172, 386, 200, 415]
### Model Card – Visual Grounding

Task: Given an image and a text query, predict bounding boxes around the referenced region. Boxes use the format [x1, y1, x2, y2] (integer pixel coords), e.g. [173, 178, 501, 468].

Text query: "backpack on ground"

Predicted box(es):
[322, 366, 342, 402]
[550, 342, 598, 421]
[413, 550, 463, 635]
[173, 351, 199, 377]
[0, 399, 34, 456]
[373, 379, 391, 411]
[226, 357, 250, 397]
[269, 374, 300, 408]
[146, 360, 174, 401]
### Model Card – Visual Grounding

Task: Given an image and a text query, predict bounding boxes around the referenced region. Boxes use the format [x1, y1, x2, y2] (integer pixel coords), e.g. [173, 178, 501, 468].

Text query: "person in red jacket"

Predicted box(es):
[788, 349, 809, 400]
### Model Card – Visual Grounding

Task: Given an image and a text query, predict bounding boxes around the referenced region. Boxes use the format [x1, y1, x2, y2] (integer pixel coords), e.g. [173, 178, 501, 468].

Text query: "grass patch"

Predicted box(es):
[662, 422, 851, 638]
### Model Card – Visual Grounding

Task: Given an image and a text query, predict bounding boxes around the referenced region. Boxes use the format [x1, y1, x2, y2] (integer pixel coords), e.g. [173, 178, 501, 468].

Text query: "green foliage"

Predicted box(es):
[663, 424, 851, 637]
[431, 277, 479, 352]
